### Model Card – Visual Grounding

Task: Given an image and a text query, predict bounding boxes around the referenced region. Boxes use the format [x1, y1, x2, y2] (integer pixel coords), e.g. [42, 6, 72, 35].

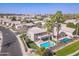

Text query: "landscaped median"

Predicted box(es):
[56, 39, 79, 56]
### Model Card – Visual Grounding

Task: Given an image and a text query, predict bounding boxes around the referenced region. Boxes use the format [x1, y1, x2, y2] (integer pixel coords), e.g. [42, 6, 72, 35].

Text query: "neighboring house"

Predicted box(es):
[10, 21, 21, 26]
[0, 18, 11, 26]
[15, 24, 23, 30]
[15, 23, 35, 30]
[0, 18, 21, 27]
[59, 24, 75, 38]
[25, 19, 38, 22]
[43, 17, 51, 22]
[25, 23, 36, 29]
[64, 19, 79, 24]
[53, 24, 75, 38]
[27, 27, 52, 42]
[34, 21, 45, 28]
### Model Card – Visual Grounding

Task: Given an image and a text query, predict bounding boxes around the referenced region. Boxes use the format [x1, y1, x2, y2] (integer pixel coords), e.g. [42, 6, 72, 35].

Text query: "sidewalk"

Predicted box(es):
[67, 49, 79, 56]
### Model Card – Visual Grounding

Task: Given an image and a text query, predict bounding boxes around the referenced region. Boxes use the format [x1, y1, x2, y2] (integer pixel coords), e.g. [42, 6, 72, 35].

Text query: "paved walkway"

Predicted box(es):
[67, 49, 79, 56]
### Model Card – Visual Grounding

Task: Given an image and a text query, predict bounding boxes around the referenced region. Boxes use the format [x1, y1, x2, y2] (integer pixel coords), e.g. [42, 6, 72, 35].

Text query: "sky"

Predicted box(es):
[0, 3, 79, 14]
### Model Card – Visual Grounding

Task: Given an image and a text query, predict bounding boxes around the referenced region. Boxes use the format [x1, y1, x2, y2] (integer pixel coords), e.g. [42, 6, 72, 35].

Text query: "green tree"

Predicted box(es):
[11, 16, 16, 21]
[36, 47, 56, 56]
[43, 49, 56, 56]
[20, 33, 26, 40]
[45, 20, 53, 33]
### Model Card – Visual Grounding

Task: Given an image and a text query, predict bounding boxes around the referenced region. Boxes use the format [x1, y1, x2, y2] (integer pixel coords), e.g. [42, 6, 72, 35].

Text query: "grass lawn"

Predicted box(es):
[56, 40, 79, 56]
[28, 42, 38, 49]
[26, 39, 39, 49]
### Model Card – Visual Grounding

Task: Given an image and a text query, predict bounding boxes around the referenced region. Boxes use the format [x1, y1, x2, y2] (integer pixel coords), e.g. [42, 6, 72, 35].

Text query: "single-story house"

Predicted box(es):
[59, 26, 75, 38]
[34, 21, 45, 28]
[0, 18, 21, 28]
[15, 23, 35, 30]
[0, 18, 11, 26]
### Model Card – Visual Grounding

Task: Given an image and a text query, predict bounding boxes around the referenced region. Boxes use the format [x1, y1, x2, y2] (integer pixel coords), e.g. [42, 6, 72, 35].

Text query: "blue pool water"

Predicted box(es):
[60, 37, 71, 43]
[40, 42, 56, 49]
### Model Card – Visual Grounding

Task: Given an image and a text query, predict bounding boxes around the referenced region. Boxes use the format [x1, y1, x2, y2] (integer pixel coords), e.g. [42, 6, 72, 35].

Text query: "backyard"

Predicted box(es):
[56, 40, 79, 56]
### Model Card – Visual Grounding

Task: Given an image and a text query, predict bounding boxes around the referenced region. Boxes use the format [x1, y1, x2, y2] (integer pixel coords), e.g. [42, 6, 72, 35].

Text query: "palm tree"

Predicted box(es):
[54, 11, 64, 39]
[11, 16, 16, 21]
[45, 20, 52, 33]
[45, 15, 56, 33]
[75, 15, 79, 36]
[55, 11, 63, 22]
[75, 23, 79, 36]
[45, 11, 64, 40]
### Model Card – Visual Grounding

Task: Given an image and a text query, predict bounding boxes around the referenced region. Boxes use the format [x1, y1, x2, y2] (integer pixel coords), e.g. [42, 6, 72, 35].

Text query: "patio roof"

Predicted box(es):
[38, 34, 52, 39]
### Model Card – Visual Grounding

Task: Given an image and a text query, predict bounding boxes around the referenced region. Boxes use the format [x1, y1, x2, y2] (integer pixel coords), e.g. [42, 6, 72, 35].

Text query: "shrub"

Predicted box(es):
[26, 39, 38, 49]
[28, 42, 38, 49]
[66, 22, 75, 28]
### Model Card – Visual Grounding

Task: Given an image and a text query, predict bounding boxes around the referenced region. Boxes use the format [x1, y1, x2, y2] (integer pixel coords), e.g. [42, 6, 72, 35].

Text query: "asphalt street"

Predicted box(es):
[0, 26, 22, 56]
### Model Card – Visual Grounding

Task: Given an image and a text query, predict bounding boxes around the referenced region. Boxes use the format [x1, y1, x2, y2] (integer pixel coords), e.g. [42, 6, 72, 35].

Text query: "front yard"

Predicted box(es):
[56, 40, 79, 56]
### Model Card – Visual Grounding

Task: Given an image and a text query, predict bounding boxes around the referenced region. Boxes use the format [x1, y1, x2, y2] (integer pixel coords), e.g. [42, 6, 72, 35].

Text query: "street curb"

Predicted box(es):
[9, 29, 27, 56]
[0, 31, 3, 52]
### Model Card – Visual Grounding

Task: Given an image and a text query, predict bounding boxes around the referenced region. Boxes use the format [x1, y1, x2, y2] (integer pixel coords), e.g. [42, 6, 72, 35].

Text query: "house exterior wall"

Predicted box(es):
[27, 32, 35, 41]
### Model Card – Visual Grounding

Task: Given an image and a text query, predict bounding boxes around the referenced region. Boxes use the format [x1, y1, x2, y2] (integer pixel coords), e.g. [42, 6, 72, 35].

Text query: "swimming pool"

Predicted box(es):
[40, 41, 56, 49]
[60, 37, 71, 43]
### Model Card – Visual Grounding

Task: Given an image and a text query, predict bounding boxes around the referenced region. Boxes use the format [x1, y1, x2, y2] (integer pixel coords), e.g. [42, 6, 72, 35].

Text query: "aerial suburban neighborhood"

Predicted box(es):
[0, 3, 79, 56]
